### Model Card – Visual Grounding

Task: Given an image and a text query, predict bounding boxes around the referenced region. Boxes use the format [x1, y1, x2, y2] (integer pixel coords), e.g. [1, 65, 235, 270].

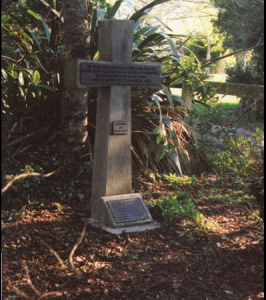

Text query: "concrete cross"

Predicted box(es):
[65, 20, 162, 233]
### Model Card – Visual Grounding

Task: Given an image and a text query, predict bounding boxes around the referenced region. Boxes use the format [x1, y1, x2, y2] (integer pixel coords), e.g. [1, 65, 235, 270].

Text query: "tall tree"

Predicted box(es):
[212, 0, 264, 73]
[61, 0, 89, 156]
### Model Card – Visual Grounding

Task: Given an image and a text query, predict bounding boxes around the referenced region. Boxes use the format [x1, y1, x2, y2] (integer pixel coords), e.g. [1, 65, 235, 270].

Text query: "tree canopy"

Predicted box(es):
[212, 0, 264, 72]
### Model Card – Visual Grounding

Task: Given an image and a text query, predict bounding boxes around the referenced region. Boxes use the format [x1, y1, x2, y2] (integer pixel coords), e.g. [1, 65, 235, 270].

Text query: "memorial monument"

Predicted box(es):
[65, 20, 162, 234]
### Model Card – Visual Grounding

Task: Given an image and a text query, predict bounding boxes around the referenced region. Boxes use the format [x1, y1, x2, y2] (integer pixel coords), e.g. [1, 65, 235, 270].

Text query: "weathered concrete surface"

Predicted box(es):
[91, 21, 135, 221]
[88, 219, 160, 235]
[90, 21, 162, 233]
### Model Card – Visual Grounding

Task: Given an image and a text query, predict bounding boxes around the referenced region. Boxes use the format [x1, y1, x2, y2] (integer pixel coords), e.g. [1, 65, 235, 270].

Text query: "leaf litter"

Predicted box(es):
[2, 175, 264, 300]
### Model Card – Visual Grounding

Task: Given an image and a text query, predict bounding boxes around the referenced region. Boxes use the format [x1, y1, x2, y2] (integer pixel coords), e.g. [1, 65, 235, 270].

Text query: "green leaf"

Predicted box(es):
[39, 0, 63, 19]
[27, 9, 41, 20]
[155, 147, 166, 161]
[130, 0, 170, 22]
[41, 20, 50, 43]
[11, 70, 18, 79]
[160, 33, 178, 56]
[132, 33, 166, 59]
[148, 14, 173, 32]
[35, 84, 58, 91]
[110, 0, 124, 18]
[170, 152, 183, 177]
[33, 70, 40, 85]
[21, 38, 31, 50]
[1, 14, 10, 23]
[162, 84, 174, 109]
[29, 31, 42, 52]
[51, 8, 62, 20]
[22, 32, 33, 44]
[151, 94, 163, 132]
[19, 87, 25, 97]
[134, 25, 161, 46]
[39, 0, 50, 7]
[224, 290, 234, 295]
[162, 117, 173, 131]
[18, 72, 24, 86]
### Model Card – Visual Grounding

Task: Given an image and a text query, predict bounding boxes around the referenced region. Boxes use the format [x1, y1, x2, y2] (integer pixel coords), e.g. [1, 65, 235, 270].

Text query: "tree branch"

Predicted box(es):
[202, 42, 264, 68]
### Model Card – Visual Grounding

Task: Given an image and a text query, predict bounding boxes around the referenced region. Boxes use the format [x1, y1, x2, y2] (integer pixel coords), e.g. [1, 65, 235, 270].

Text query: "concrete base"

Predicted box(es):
[88, 218, 160, 235]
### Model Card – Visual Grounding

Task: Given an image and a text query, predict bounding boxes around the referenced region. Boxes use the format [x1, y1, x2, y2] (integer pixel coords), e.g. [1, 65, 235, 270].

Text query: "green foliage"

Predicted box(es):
[213, 0, 264, 50]
[2, 155, 93, 211]
[1, 0, 62, 125]
[226, 63, 264, 85]
[184, 27, 225, 69]
[130, 26, 221, 176]
[178, 54, 219, 105]
[213, 0, 264, 73]
[196, 105, 264, 219]
[199, 108, 264, 176]
[2, 0, 221, 180]
[159, 193, 202, 224]
[213, 0, 264, 123]
[163, 173, 196, 187]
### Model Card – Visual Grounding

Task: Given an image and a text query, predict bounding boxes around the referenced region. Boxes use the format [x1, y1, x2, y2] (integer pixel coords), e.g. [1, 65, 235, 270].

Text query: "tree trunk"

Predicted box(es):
[205, 38, 211, 75]
[236, 52, 247, 70]
[61, 0, 89, 156]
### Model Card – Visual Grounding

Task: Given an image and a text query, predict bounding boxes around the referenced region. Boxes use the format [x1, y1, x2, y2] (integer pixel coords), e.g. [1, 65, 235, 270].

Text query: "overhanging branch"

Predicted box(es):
[202, 42, 264, 68]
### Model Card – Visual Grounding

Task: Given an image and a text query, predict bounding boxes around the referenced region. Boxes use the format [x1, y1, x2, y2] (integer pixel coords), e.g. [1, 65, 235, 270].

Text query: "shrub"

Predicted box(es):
[159, 193, 202, 224]
[196, 108, 264, 220]
[226, 63, 264, 86]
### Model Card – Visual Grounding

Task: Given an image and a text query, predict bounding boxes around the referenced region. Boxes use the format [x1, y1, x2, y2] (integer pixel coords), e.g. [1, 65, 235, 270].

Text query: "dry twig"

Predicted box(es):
[69, 220, 88, 279]
[12, 265, 62, 299]
[39, 238, 67, 269]
[25, 265, 41, 296]
[1, 170, 57, 194]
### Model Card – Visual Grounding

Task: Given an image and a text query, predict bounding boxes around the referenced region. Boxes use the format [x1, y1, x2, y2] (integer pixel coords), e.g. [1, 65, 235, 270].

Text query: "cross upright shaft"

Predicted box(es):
[91, 20, 134, 220]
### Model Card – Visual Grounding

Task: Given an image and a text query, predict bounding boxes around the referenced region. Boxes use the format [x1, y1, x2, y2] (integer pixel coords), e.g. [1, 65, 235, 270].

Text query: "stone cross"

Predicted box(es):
[65, 20, 162, 233]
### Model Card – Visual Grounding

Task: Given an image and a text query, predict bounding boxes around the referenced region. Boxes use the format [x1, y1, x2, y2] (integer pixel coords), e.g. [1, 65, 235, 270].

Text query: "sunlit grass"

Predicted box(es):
[205, 73, 228, 83]
[214, 95, 240, 110]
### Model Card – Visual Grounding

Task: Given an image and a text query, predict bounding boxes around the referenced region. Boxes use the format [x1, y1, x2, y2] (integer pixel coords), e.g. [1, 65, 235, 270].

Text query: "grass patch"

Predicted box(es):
[205, 74, 228, 82]
[214, 96, 240, 110]
[194, 95, 240, 116]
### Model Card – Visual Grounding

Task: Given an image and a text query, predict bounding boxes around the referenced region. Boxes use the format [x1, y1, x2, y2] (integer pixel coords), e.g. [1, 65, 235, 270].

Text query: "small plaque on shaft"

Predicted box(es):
[113, 121, 128, 135]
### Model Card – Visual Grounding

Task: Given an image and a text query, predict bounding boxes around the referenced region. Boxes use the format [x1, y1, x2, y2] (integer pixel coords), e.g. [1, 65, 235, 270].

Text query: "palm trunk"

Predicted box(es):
[61, 0, 89, 156]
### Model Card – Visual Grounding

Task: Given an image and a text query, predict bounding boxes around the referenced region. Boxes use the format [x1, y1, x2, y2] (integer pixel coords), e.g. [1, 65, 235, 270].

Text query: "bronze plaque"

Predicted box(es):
[108, 198, 149, 223]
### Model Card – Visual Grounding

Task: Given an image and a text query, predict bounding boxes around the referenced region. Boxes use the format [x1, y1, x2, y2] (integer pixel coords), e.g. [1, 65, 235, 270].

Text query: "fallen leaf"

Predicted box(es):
[173, 282, 182, 289]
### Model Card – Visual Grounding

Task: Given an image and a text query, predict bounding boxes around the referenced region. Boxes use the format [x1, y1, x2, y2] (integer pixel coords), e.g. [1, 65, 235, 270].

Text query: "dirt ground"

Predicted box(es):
[2, 175, 264, 300]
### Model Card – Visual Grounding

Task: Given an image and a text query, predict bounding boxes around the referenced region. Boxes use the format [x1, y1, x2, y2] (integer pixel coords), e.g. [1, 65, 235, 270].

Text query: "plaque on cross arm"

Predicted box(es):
[79, 61, 162, 88]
